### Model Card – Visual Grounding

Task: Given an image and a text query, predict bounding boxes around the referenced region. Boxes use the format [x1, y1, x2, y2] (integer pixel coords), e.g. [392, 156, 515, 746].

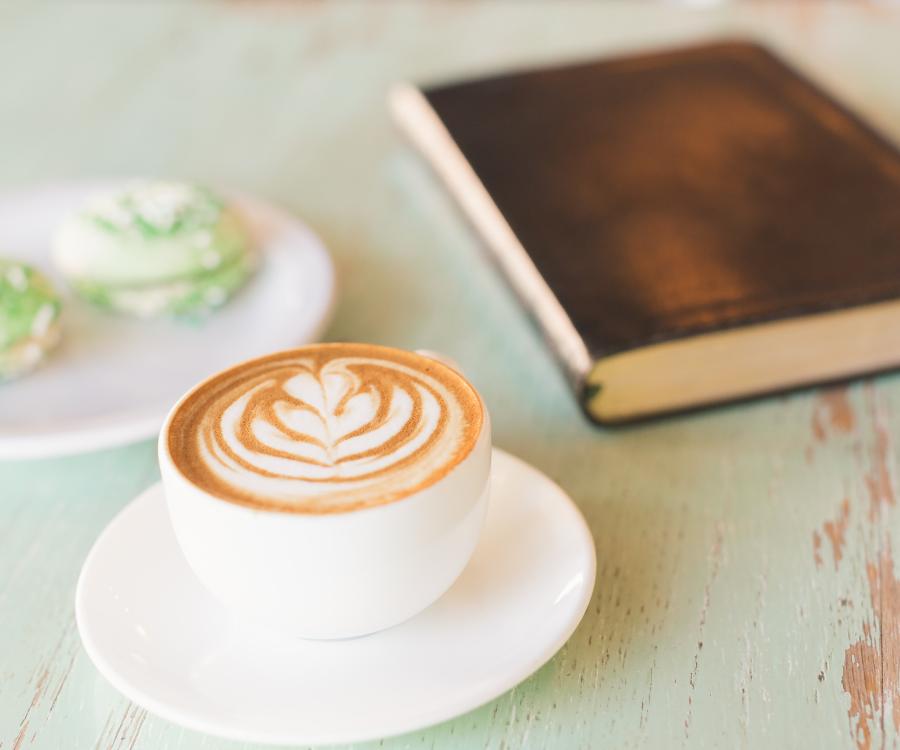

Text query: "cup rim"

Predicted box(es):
[158, 343, 489, 516]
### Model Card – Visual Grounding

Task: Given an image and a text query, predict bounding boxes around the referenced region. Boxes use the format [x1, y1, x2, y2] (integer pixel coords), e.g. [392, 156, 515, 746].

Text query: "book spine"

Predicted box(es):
[389, 83, 594, 397]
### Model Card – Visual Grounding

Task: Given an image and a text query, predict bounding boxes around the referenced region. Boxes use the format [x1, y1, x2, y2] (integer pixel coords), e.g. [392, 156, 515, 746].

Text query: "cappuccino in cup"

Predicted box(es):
[160, 344, 491, 638]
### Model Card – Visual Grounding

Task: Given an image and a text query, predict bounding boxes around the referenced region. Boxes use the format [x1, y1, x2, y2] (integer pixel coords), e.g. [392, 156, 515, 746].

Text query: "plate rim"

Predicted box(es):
[75, 447, 597, 746]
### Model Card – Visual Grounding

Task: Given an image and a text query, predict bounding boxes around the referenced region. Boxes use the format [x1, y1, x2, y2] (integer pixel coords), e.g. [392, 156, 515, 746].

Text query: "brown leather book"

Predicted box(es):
[391, 41, 900, 423]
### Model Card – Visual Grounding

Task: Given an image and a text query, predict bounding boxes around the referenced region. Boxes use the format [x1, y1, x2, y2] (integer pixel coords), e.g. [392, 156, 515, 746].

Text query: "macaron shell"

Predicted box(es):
[70, 250, 256, 319]
[54, 207, 249, 287]
[0, 318, 61, 380]
[0, 261, 62, 353]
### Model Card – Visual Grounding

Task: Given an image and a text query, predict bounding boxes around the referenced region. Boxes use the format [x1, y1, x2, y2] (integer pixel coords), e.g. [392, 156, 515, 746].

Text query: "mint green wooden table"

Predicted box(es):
[2, 3, 900, 748]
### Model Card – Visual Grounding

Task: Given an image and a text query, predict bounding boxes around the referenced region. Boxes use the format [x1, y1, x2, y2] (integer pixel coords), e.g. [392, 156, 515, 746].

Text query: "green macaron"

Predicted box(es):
[53, 181, 255, 318]
[0, 260, 62, 380]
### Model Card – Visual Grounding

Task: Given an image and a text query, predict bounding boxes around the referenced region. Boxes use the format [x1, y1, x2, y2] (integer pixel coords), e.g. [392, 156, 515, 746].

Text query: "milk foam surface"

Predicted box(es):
[167, 344, 483, 513]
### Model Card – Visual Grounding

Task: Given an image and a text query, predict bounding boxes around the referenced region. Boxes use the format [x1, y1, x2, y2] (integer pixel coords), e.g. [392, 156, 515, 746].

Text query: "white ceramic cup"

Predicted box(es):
[158, 349, 492, 640]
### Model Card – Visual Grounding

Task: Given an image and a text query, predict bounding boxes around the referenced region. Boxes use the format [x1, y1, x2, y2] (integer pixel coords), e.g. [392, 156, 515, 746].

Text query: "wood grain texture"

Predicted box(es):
[2, 2, 900, 748]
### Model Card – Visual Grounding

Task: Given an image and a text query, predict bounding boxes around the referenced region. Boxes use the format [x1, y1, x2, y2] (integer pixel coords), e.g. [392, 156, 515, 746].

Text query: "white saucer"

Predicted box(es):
[76, 448, 596, 746]
[0, 181, 335, 459]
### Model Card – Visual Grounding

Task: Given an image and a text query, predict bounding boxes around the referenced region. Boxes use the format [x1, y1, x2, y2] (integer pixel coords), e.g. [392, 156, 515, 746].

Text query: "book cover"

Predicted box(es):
[392, 41, 900, 422]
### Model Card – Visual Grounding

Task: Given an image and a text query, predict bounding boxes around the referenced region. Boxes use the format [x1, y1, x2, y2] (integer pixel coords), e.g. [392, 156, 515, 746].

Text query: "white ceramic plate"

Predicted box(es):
[75, 448, 596, 746]
[0, 182, 335, 459]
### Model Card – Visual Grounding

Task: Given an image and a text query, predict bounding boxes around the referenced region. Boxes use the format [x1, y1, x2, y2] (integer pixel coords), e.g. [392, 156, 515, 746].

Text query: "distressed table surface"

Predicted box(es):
[2, 2, 900, 748]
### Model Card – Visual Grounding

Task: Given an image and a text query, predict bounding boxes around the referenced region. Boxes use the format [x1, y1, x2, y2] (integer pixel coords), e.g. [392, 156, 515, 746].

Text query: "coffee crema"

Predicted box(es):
[166, 344, 484, 513]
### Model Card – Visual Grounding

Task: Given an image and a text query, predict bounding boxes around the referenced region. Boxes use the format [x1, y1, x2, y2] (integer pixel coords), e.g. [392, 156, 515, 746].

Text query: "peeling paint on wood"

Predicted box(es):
[843, 544, 900, 750]
[813, 386, 856, 441]
[865, 394, 896, 520]
[810, 385, 900, 750]
[814, 530, 825, 569]
[819, 498, 851, 571]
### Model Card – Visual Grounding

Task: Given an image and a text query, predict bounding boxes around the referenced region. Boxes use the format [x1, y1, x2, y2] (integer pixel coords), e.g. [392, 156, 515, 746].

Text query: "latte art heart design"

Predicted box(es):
[167, 345, 484, 513]
[219, 365, 444, 481]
